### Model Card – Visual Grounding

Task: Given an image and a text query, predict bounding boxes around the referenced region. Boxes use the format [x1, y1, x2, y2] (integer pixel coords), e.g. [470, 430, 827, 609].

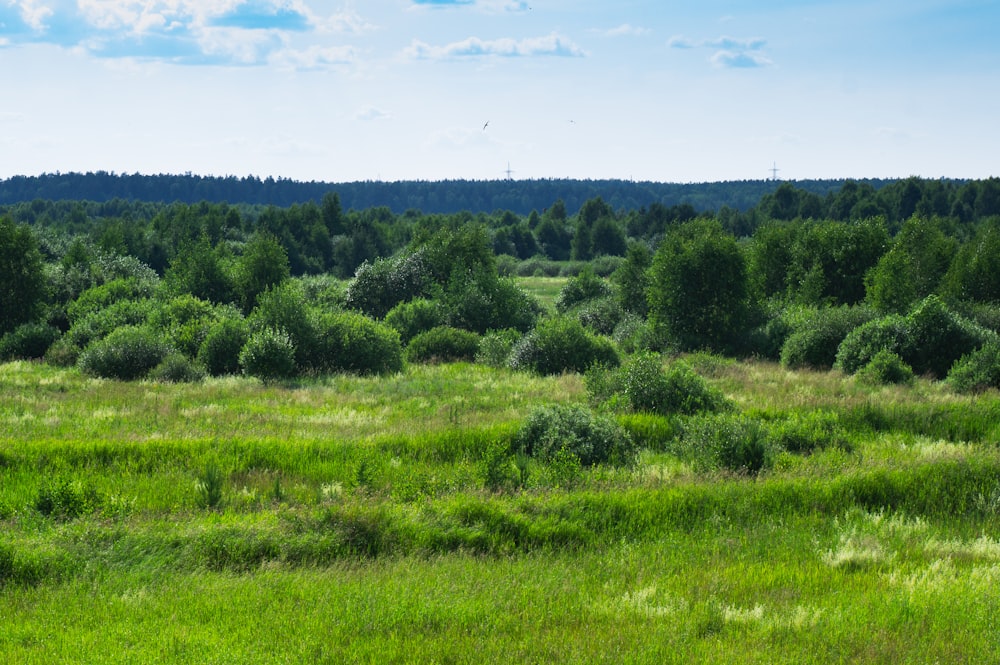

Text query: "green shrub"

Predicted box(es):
[479, 439, 525, 492]
[34, 479, 100, 519]
[855, 349, 914, 386]
[0, 322, 61, 360]
[77, 325, 171, 380]
[677, 414, 774, 476]
[149, 351, 206, 383]
[311, 310, 403, 376]
[836, 296, 995, 377]
[195, 461, 226, 510]
[515, 256, 561, 277]
[555, 266, 613, 313]
[239, 327, 297, 382]
[475, 328, 522, 368]
[513, 404, 637, 467]
[779, 305, 874, 370]
[344, 251, 429, 319]
[947, 342, 1000, 393]
[577, 296, 624, 336]
[66, 298, 154, 349]
[147, 294, 219, 358]
[404, 326, 480, 364]
[586, 353, 729, 416]
[66, 277, 156, 325]
[384, 298, 444, 345]
[249, 281, 316, 368]
[44, 338, 81, 368]
[508, 316, 619, 376]
[444, 271, 541, 334]
[198, 317, 250, 376]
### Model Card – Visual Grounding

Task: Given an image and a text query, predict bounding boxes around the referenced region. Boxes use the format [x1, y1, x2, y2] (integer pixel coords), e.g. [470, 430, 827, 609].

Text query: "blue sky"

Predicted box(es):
[1, 0, 998, 183]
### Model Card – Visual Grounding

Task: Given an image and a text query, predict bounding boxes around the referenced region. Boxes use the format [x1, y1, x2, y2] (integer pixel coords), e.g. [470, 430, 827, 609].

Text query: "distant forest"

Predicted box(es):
[0, 171, 893, 215]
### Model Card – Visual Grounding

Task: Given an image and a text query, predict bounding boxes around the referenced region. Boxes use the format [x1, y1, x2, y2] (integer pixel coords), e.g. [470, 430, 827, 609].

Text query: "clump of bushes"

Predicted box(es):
[311, 311, 403, 376]
[780, 305, 874, 370]
[77, 325, 171, 380]
[0, 322, 61, 361]
[586, 352, 730, 416]
[34, 479, 101, 519]
[149, 351, 206, 383]
[675, 414, 775, 476]
[508, 316, 619, 376]
[855, 349, 914, 386]
[475, 328, 522, 368]
[239, 327, 297, 383]
[384, 298, 444, 345]
[555, 266, 613, 313]
[513, 404, 637, 468]
[836, 296, 996, 378]
[198, 317, 250, 376]
[404, 326, 480, 364]
[947, 342, 1000, 393]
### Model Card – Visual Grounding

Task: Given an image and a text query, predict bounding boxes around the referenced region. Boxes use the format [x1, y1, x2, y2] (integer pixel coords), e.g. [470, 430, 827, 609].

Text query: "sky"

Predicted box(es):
[1, 0, 998, 183]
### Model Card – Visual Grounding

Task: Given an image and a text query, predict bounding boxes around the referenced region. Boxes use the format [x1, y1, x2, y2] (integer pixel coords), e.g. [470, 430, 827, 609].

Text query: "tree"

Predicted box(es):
[163, 235, 235, 304]
[612, 242, 652, 316]
[0, 217, 47, 335]
[865, 216, 956, 313]
[648, 221, 756, 354]
[235, 232, 291, 313]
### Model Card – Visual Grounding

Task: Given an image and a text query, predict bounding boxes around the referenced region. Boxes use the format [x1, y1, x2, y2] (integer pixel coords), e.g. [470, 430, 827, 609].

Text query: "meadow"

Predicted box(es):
[2, 354, 1000, 663]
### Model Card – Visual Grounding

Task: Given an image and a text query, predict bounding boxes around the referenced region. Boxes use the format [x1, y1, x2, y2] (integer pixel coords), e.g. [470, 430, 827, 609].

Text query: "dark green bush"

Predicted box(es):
[249, 281, 316, 368]
[855, 349, 914, 386]
[77, 325, 171, 380]
[577, 296, 624, 336]
[0, 322, 61, 361]
[198, 317, 250, 376]
[66, 277, 156, 325]
[44, 338, 81, 368]
[443, 270, 540, 334]
[149, 351, 206, 383]
[239, 327, 297, 382]
[311, 310, 403, 376]
[779, 305, 874, 370]
[513, 404, 636, 467]
[344, 251, 429, 319]
[384, 298, 445, 345]
[947, 342, 1000, 393]
[147, 294, 220, 358]
[835, 296, 995, 377]
[508, 316, 619, 376]
[404, 326, 480, 364]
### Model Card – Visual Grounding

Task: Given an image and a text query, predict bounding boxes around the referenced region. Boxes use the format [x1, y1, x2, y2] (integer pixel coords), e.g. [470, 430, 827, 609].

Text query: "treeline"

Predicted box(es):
[0, 171, 879, 215]
[4, 175, 1000, 393]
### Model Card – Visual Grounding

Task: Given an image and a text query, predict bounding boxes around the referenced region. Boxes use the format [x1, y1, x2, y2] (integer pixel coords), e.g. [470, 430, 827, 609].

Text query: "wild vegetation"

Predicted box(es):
[3, 175, 1000, 662]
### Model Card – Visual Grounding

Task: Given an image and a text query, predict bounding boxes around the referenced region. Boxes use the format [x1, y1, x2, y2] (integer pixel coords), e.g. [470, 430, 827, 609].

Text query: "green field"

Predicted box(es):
[2, 358, 1000, 663]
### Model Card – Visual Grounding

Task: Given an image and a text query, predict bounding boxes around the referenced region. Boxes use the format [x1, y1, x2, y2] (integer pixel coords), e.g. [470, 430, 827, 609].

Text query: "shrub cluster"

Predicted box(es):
[513, 404, 637, 467]
[947, 342, 1000, 393]
[77, 325, 171, 380]
[404, 326, 480, 364]
[586, 352, 729, 416]
[508, 316, 618, 376]
[0, 322, 61, 361]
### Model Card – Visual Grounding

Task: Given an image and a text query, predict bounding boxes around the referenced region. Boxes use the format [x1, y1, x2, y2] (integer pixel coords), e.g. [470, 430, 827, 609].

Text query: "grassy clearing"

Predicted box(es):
[3, 358, 1000, 662]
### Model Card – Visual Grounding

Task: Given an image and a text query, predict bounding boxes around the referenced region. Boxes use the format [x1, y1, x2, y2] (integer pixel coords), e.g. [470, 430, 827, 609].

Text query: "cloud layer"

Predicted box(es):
[669, 33, 771, 68]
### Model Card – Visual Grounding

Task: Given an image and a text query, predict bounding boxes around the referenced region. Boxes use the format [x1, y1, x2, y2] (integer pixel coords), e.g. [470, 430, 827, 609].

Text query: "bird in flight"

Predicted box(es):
[483, 121, 489, 131]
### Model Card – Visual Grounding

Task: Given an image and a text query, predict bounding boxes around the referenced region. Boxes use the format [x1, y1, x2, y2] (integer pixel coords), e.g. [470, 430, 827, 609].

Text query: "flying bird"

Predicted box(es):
[483, 121, 489, 131]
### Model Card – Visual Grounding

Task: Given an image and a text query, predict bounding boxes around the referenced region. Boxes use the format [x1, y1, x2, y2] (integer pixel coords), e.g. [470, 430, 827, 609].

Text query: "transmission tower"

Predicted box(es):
[770, 162, 781, 181]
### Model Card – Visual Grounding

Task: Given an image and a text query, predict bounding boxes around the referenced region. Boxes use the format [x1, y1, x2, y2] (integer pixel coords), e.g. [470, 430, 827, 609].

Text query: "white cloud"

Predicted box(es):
[711, 49, 771, 68]
[16, 0, 54, 30]
[667, 35, 695, 49]
[271, 44, 356, 69]
[355, 105, 391, 121]
[405, 32, 585, 59]
[706, 36, 766, 51]
[602, 24, 650, 38]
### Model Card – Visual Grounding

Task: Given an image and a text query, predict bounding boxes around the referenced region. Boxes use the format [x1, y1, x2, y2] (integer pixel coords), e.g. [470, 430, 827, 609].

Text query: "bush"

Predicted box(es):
[405, 326, 480, 364]
[198, 317, 250, 376]
[66, 277, 156, 325]
[239, 328, 297, 382]
[947, 342, 1000, 393]
[855, 349, 914, 386]
[586, 353, 729, 416]
[835, 296, 995, 377]
[384, 298, 445, 345]
[769, 410, 849, 454]
[779, 305, 874, 370]
[149, 351, 206, 383]
[66, 298, 154, 350]
[0, 322, 61, 361]
[555, 266, 613, 313]
[77, 325, 171, 380]
[508, 316, 619, 376]
[513, 404, 637, 467]
[476, 329, 522, 368]
[677, 415, 774, 476]
[34, 479, 100, 519]
[444, 271, 541, 334]
[311, 310, 403, 376]
[44, 338, 81, 368]
[249, 281, 316, 368]
[147, 294, 219, 358]
[577, 296, 624, 336]
[344, 251, 429, 319]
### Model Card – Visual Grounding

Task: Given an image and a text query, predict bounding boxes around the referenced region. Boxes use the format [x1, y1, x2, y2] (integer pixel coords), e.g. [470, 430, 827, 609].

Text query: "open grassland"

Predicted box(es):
[3, 359, 1000, 663]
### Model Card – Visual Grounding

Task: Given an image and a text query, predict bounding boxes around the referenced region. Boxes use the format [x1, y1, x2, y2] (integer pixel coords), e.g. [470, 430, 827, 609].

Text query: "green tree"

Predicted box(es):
[235, 232, 291, 313]
[648, 221, 756, 354]
[164, 235, 235, 305]
[612, 242, 652, 316]
[865, 216, 956, 313]
[0, 217, 47, 335]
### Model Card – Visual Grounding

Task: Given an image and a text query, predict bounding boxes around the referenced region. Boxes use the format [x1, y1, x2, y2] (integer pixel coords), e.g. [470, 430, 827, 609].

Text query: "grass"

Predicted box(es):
[3, 357, 1000, 662]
